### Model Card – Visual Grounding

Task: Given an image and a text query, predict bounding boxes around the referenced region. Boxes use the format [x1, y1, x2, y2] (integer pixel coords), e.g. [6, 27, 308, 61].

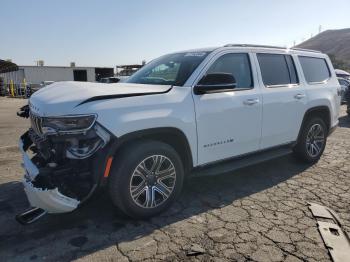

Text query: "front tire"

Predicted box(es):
[108, 140, 184, 219]
[293, 117, 327, 163]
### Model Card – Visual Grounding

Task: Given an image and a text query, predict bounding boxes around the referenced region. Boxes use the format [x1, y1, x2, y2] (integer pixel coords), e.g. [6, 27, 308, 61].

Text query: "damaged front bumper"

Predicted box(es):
[17, 120, 116, 224]
[23, 180, 80, 213]
[20, 139, 80, 213]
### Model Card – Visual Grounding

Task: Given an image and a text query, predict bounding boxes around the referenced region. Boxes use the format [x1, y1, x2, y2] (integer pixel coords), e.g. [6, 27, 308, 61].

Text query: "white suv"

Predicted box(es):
[17, 44, 341, 223]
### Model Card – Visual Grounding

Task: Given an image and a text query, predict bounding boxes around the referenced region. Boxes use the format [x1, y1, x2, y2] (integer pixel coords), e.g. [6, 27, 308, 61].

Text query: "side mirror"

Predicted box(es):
[194, 73, 237, 95]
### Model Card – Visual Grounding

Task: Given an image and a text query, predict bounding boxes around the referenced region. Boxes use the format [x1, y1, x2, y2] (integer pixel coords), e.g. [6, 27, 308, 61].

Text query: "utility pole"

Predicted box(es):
[319, 25, 322, 34]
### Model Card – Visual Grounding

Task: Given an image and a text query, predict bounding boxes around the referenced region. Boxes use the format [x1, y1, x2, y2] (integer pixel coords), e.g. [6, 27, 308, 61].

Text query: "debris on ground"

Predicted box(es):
[308, 202, 350, 262]
[185, 243, 206, 257]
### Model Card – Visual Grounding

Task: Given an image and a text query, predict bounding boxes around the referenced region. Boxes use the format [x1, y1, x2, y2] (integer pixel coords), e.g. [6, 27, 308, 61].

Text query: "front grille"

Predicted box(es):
[30, 112, 43, 136]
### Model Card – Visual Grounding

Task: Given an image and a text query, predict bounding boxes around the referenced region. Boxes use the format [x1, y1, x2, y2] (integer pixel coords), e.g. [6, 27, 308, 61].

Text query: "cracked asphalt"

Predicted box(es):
[0, 97, 349, 262]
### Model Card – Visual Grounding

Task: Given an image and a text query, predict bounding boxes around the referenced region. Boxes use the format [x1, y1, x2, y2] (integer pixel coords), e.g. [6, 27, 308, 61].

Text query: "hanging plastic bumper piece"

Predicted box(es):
[17, 137, 80, 223]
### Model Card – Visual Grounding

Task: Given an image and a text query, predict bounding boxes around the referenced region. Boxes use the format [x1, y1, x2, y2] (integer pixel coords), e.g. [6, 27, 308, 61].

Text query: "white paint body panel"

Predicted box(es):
[303, 56, 341, 128]
[23, 180, 80, 213]
[29, 82, 198, 164]
[252, 53, 308, 149]
[29, 82, 172, 116]
[19, 139, 39, 180]
[28, 46, 341, 168]
[193, 89, 262, 164]
[19, 139, 80, 213]
[79, 86, 198, 163]
[192, 51, 262, 165]
[259, 85, 307, 148]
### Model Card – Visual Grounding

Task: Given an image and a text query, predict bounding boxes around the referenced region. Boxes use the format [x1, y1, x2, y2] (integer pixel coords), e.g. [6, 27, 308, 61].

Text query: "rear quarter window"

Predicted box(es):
[299, 56, 331, 84]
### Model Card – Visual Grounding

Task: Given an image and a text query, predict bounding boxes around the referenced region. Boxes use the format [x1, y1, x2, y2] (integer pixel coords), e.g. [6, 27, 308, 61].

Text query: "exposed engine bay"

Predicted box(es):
[17, 105, 113, 224]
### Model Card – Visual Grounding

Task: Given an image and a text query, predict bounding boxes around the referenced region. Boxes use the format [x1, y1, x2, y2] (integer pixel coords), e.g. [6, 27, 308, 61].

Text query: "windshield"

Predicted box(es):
[126, 51, 210, 86]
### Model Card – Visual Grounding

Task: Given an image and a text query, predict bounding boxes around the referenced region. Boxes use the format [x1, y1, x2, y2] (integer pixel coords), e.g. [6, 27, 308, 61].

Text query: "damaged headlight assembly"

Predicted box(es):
[36, 114, 111, 159]
[65, 121, 111, 159]
[41, 114, 97, 134]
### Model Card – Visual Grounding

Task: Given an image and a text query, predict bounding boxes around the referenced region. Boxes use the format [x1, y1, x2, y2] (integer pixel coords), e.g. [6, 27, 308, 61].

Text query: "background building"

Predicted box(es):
[0, 60, 115, 97]
[0, 64, 114, 86]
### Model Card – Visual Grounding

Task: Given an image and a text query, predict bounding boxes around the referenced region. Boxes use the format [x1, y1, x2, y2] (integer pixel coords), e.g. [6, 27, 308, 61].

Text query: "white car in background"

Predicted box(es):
[40, 81, 55, 87]
[335, 69, 350, 80]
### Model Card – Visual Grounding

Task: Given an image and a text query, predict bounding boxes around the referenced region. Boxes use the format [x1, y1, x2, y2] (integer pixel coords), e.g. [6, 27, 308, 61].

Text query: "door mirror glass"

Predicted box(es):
[194, 73, 237, 95]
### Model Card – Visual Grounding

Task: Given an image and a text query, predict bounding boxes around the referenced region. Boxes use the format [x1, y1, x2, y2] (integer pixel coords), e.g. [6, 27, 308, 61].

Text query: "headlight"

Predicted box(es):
[41, 114, 96, 134]
[66, 123, 111, 159]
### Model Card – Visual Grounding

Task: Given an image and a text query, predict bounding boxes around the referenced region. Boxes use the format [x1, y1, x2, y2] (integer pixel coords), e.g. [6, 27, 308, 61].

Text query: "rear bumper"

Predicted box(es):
[19, 136, 80, 214]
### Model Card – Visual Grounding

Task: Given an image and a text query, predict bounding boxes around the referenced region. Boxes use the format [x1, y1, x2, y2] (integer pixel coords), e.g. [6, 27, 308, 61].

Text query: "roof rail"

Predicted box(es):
[223, 44, 321, 53]
[289, 47, 321, 53]
[224, 44, 286, 49]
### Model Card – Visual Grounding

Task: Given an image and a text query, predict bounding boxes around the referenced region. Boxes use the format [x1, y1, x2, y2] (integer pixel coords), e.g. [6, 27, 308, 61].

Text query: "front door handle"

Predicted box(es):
[243, 98, 259, 105]
[294, 94, 306, 100]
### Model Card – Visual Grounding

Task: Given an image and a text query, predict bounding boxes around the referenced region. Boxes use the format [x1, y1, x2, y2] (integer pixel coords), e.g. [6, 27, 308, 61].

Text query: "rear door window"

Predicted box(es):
[257, 54, 299, 87]
[299, 56, 331, 84]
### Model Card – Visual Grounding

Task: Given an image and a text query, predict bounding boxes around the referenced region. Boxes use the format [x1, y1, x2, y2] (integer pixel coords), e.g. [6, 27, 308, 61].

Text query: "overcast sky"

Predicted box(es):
[1, 0, 349, 67]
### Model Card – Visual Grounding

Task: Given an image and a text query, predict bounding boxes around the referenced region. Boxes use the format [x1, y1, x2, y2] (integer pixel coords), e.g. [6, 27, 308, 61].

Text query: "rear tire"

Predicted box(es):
[293, 117, 327, 163]
[108, 140, 184, 219]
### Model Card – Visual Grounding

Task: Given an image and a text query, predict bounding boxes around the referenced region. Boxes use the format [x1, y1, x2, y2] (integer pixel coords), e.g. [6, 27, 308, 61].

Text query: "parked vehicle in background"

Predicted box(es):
[335, 69, 350, 80]
[345, 83, 350, 116]
[16, 44, 341, 224]
[29, 81, 55, 94]
[0, 77, 5, 96]
[98, 77, 120, 83]
[338, 78, 350, 104]
[116, 64, 143, 80]
[40, 81, 55, 87]
[116, 75, 129, 82]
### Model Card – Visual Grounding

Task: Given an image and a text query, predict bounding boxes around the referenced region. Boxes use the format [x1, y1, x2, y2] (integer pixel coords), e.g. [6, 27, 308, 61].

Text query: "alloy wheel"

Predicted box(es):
[306, 123, 325, 158]
[129, 155, 176, 208]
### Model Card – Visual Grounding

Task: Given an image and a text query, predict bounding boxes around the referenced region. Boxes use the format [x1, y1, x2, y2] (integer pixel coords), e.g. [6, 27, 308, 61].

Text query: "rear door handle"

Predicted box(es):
[243, 98, 259, 105]
[294, 94, 306, 100]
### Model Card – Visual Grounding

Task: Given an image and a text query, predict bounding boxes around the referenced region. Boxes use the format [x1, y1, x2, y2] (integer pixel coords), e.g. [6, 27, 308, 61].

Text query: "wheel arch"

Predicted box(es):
[112, 127, 194, 173]
[297, 106, 331, 141]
